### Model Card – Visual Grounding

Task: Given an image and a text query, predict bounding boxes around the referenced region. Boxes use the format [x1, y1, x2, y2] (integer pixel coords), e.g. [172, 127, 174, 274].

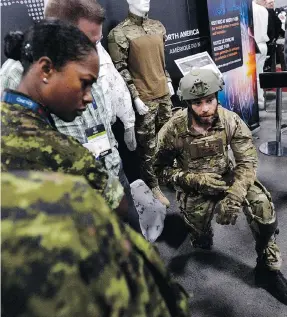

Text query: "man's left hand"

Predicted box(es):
[215, 194, 242, 225]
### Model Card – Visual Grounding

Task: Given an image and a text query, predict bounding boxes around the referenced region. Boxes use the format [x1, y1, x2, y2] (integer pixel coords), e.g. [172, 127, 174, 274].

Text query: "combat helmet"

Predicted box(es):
[178, 68, 224, 101]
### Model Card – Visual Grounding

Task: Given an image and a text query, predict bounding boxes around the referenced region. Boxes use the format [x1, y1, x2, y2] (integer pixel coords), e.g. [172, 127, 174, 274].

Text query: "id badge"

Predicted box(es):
[84, 124, 112, 159]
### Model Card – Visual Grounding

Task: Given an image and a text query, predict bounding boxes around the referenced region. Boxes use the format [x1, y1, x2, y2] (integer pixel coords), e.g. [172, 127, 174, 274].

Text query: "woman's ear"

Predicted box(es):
[38, 56, 55, 83]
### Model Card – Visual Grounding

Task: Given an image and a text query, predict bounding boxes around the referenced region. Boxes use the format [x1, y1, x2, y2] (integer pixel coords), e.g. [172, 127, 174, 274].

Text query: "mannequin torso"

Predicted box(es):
[108, 12, 169, 102]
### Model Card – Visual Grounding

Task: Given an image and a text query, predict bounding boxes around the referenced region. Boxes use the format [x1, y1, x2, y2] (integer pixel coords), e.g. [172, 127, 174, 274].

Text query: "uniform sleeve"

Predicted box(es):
[154, 120, 181, 185]
[108, 28, 140, 100]
[161, 24, 172, 82]
[0, 61, 23, 93]
[0, 75, 20, 93]
[229, 114, 258, 200]
[51, 133, 124, 210]
[0, 108, 123, 210]
[111, 67, 136, 129]
[165, 69, 172, 83]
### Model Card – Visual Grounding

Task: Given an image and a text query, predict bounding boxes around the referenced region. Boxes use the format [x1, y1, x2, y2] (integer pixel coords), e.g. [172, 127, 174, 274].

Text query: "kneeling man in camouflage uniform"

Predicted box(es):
[155, 68, 287, 304]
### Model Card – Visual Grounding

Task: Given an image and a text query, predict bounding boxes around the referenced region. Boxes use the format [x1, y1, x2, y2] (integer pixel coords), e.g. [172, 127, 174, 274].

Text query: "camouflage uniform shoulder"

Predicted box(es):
[146, 18, 166, 31]
[108, 18, 129, 42]
[173, 107, 188, 122]
[166, 107, 188, 132]
[2, 171, 189, 317]
[217, 105, 251, 142]
[1, 101, 88, 157]
[158, 108, 187, 144]
[108, 23, 130, 53]
[1, 102, 123, 209]
[218, 105, 240, 122]
[1, 101, 53, 137]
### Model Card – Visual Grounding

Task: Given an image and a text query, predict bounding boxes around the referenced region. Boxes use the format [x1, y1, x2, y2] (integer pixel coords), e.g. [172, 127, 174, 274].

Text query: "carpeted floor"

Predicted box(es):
[157, 92, 287, 317]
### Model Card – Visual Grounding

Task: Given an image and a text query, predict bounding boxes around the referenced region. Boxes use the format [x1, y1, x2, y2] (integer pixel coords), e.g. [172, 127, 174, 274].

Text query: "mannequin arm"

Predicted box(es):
[165, 69, 172, 82]
[108, 28, 140, 101]
[167, 82, 175, 96]
[161, 24, 174, 95]
[113, 69, 136, 129]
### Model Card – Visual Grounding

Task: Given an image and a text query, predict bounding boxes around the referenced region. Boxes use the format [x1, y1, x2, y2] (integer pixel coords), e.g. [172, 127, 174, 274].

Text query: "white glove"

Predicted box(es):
[168, 81, 175, 96]
[134, 97, 149, 115]
[124, 127, 137, 151]
[130, 179, 167, 242]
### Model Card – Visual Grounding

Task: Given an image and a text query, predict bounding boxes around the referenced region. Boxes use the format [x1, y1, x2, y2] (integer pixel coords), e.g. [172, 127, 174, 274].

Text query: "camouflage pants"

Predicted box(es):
[136, 94, 172, 189]
[178, 181, 282, 270]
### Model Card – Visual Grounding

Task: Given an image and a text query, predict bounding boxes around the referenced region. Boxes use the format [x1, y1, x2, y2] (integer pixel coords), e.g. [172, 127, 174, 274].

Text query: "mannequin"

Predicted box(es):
[108, 0, 174, 207]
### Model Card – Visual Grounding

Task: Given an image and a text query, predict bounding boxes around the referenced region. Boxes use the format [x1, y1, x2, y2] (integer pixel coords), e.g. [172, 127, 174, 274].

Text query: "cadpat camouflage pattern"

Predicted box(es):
[2, 171, 189, 317]
[1, 101, 123, 209]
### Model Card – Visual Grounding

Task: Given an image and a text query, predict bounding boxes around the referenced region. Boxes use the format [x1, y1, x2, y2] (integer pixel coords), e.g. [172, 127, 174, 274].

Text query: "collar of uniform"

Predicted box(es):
[215, 105, 227, 130]
[97, 47, 111, 78]
[128, 11, 148, 25]
[3, 89, 54, 127]
[174, 108, 198, 136]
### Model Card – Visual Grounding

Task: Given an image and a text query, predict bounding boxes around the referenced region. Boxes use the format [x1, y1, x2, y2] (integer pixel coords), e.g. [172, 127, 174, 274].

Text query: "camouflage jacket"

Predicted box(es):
[1, 101, 123, 209]
[108, 11, 171, 101]
[155, 106, 258, 199]
[2, 171, 189, 317]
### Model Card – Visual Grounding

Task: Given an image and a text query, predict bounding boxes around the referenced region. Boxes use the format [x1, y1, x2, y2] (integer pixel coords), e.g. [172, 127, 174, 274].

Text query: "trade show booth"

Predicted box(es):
[1, 0, 259, 129]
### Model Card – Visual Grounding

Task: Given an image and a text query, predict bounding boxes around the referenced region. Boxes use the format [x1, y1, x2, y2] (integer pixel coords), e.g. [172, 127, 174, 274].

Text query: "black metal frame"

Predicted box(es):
[259, 72, 287, 157]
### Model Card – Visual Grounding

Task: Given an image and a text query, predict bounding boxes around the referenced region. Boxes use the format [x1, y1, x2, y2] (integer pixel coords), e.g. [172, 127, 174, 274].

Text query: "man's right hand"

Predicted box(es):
[193, 173, 229, 195]
[176, 172, 228, 195]
[134, 97, 149, 115]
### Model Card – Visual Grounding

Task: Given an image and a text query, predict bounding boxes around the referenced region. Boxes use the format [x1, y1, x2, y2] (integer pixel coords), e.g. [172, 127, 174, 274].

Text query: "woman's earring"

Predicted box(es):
[43, 78, 48, 84]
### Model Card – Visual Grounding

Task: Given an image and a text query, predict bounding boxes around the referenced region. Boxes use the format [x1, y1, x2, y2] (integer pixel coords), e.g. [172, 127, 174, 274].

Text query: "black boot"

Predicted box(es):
[191, 228, 214, 250]
[255, 263, 287, 305]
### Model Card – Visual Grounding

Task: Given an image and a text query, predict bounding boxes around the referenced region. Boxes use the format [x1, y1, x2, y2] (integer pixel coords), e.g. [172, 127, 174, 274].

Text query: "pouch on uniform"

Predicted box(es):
[130, 180, 167, 243]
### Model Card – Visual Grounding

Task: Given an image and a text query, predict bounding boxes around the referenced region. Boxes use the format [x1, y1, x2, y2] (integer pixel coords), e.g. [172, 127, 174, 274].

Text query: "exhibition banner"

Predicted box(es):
[207, 0, 259, 130]
[209, 11, 243, 73]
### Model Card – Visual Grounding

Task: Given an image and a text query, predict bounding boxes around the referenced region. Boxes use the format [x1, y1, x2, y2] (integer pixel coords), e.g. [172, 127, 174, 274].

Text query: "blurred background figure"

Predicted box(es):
[285, 14, 287, 65]
[264, 0, 286, 72]
[1, 2, 34, 64]
[252, 0, 269, 110]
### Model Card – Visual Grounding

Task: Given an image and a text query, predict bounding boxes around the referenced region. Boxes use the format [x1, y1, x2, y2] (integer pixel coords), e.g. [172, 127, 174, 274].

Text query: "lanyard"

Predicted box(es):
[92, 94, 97, 109]
[92, 100, 97, 109]
[2, 90, 52, 126]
